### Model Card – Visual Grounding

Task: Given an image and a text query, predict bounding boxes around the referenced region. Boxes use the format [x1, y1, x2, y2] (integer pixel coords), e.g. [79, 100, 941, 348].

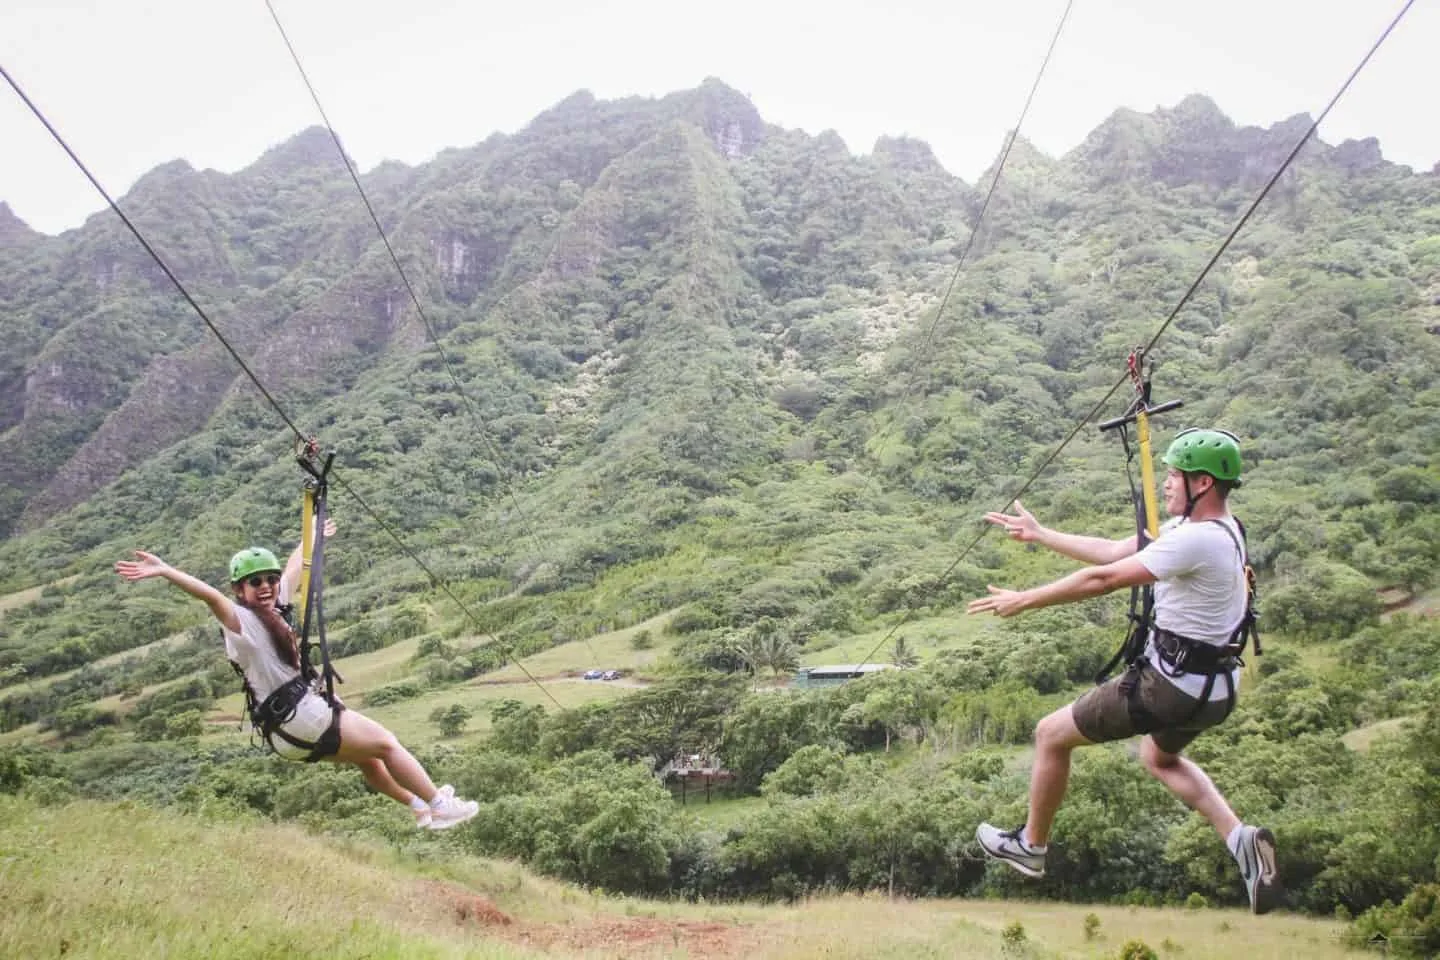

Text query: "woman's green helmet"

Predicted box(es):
[1162, 428, 1243, 484]
[229, 547, 282, 583]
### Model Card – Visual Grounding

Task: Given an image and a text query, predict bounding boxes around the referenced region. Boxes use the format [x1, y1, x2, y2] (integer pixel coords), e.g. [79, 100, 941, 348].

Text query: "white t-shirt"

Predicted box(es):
[221, 578, 302, 703]
[1134, 516, 1248, 700]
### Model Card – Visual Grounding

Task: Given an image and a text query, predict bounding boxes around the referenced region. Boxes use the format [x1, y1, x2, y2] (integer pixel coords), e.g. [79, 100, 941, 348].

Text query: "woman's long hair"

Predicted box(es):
[233, 588, 301, 670]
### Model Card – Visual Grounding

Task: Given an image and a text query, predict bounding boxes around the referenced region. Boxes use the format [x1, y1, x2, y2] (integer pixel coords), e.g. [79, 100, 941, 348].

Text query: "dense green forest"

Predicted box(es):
[2, 80, 1438, 949]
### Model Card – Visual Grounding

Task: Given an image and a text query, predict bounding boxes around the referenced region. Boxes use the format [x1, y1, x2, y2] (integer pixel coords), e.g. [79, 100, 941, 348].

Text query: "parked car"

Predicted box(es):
[582, 669, 603, 680]
[601, 670, 621, 681]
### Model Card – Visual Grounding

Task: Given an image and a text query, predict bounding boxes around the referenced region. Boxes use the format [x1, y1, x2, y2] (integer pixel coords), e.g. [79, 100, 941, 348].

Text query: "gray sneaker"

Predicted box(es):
[976, 822, 1046, 878]
[1235, 825, 1280, 914]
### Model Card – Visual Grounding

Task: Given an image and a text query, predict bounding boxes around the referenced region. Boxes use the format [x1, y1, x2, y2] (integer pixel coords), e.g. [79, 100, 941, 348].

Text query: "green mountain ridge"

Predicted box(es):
[1, 81, 1438, 932]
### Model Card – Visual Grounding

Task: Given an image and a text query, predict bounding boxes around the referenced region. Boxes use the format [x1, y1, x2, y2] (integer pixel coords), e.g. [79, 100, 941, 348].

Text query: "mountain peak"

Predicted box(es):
[246, 126, 345, 176]
[0, 201, 40, 247]
[661, 79, 765, 159]
[872, 135, 946, 176]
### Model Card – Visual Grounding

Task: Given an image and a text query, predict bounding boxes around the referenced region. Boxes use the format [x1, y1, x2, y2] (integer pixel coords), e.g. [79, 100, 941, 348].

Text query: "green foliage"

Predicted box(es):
[1115, 940, 1159, 960]
[459, 750, 678, 893]
[1001, 919, 1027, 951]
[1, 84, 1439, 924]
[1350, 884, 1440, 958]
[1265, 558, 1382, 640]
[760, 744, 847, 799]
[489, 699, 544, 754]
[428, 703, 472, 738]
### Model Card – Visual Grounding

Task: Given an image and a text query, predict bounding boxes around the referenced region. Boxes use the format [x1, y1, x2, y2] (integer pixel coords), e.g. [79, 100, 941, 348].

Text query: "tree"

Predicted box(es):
[429, 703, 473, 738]
[890, 636, 919, 669]
[490, 699, 545, 754]
[730, 619, 801, 683]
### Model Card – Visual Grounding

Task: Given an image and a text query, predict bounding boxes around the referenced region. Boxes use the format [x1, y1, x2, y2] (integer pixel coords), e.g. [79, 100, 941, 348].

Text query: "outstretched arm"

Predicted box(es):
[967, 555, 1155, 618]
[115, 551, 241, 633]
[282, 517, 336, 604]
[984, 500, 1137, 565]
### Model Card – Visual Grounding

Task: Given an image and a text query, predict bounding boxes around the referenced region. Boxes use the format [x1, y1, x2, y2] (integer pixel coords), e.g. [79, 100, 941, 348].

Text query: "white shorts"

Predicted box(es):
[270, 691, 340, 761]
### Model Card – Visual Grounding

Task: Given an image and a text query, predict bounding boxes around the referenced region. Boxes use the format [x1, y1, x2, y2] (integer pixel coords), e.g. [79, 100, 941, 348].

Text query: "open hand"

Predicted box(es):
[115, 551, 170, 582]
[983, 500, 1041, 543]
[967, 584, 1029, 617]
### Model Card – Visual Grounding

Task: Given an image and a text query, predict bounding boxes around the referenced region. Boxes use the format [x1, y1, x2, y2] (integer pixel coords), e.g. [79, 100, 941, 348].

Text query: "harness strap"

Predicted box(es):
[264, 702, 342, 763]
[249, 675, 342, 763]
[299, 491, 341, 703]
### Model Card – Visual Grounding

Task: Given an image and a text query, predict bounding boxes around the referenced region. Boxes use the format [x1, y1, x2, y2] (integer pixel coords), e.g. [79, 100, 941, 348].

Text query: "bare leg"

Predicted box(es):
[349, 756, 413, 805]
[330, 709, 439, 805]
[1140, 736, 1240, 839]
[1025, 705, 1094, 846]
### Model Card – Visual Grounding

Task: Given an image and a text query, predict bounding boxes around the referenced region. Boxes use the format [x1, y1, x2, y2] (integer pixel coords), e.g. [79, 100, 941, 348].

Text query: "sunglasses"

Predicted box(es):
[245, 573, 281, 589]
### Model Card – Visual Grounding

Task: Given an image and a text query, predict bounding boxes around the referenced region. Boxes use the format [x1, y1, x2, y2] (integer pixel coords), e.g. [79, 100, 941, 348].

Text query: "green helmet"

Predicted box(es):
[1162, 428, 1243, 484]
[229, 547, 282, 583]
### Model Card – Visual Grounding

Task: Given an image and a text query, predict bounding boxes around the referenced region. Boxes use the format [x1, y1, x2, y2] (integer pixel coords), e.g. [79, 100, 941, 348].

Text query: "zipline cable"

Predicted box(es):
[865, 0, 1074, 465]
[263, 0, 546, 556]
[1, 61, 565, 711]
[852, 0, 1417, 672]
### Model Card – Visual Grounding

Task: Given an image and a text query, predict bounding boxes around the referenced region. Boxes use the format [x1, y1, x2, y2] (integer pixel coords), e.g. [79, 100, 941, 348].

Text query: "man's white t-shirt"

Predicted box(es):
[221, 577, 301, 703]
[1134, 516, 1247, 700]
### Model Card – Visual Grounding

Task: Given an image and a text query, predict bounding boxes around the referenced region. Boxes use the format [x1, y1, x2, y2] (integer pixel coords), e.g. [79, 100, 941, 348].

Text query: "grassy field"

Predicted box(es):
[799, 613, 1002, 667]
[0, 633, 193, 700]
[0, 796, 1365, 960]
[0, 574, 78, 619]
[1341, 714, 1415, 751]
[362, 678, 635, 746]
[483, 608, 683, 682]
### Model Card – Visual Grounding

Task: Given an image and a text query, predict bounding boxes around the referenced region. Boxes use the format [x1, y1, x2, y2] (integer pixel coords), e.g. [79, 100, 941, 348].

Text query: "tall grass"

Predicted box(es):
[0, 796, 1364, 960]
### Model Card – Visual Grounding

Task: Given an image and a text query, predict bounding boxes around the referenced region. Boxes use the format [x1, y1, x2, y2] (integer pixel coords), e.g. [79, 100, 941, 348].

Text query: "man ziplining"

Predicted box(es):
[967, 427, 1280, 915]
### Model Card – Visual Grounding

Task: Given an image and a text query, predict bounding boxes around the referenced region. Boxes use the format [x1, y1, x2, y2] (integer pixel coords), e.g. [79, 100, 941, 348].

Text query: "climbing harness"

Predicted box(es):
[231, 439, 346, 762]
[1094, 351, 1261, 726]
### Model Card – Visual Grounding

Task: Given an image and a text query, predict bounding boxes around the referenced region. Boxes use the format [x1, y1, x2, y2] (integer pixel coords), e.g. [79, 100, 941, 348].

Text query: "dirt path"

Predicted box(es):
[431, 883, 754, 959]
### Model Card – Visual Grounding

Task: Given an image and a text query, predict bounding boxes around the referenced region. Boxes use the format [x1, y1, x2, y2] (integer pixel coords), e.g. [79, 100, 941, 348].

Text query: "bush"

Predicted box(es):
[363, 681, 424, 707]
[1116, 940, 1158, 960]
[1350, 884, 1440, 958]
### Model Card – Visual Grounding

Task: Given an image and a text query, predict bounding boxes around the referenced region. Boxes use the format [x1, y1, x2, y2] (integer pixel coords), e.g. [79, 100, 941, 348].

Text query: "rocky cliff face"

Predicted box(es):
[0, 84, 1430, 539]
[1064, 94, 1404, 193]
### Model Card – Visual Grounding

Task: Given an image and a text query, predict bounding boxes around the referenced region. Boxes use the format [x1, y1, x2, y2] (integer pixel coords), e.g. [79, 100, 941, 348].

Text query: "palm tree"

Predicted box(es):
[890, 636, 919, 669]
[730, 621, 800, 683]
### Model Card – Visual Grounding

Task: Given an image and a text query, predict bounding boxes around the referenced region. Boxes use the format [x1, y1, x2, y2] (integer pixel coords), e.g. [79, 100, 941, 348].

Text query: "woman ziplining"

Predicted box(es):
[114, 517, 481, 831]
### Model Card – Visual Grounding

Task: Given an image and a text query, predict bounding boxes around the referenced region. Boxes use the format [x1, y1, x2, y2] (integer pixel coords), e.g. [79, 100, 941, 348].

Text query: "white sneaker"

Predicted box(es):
[976, 822, 1046, 878]
[1235, 825, 1281, 914]
[427, 784, 479, 831]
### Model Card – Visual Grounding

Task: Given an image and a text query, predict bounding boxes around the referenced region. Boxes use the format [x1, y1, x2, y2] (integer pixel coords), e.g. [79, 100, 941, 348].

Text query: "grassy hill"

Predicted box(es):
[0, 796, 1362, 960]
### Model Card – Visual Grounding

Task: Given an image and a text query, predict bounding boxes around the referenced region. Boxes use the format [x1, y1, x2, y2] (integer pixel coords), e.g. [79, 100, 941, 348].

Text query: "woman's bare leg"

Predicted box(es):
[330, 709, 438, 804]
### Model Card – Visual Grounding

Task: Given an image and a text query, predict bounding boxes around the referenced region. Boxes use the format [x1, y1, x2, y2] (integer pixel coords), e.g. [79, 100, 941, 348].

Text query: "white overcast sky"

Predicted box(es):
[1, 0, 1435, 236]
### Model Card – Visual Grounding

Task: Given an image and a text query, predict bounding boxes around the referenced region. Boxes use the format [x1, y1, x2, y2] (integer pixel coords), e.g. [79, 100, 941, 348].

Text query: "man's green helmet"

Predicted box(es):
[1162, 428, 1243, 484]
[229, 547, 282, 583]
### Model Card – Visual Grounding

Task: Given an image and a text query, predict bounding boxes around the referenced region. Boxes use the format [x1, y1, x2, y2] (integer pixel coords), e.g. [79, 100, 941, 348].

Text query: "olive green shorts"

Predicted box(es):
[1071, 661, 1235, 754]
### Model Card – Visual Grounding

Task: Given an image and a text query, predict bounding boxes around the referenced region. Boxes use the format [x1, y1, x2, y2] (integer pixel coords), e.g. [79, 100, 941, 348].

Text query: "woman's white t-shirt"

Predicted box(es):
[221, 580, 301, 703]
[1134, 516, 1248, 700]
